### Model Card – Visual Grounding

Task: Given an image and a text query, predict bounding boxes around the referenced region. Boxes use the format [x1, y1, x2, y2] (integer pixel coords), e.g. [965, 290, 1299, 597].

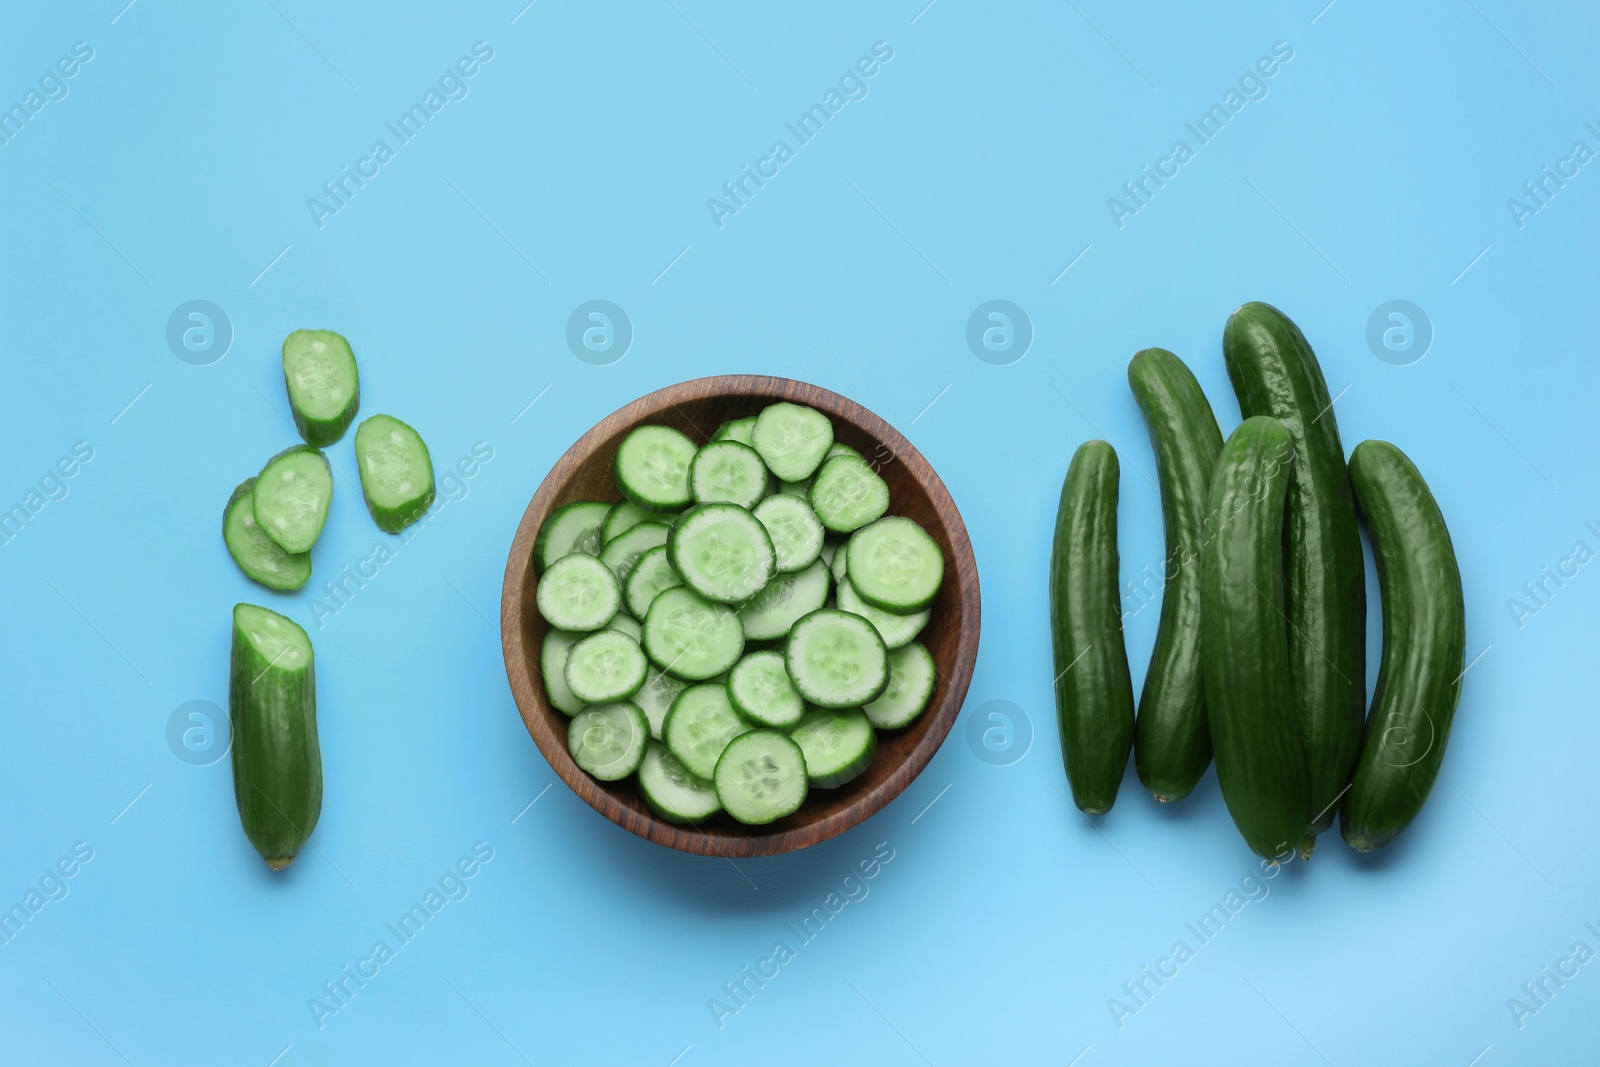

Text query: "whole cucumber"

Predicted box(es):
[1049, 440, 1135, 814]
[1341, 441, 1465, 852]
[1127, 349, 1225, 802]
[1201, 417, 1309, 861]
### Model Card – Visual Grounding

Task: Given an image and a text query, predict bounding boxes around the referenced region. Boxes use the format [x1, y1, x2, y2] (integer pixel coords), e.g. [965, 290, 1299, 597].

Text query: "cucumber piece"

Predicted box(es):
[826, 442, 862, 461]
[354, 414, 435, 533]
[536, 553, 621, 632]
[785, 608, 889, 708]
[634, 666, 688, 740]
[638, 742, 722, 823]
[846, 516, 945, 614]
[788, 707, 876, 788]
[535, 501, 611, 571]
[738, 558, 830, 641]
[1128, 348, 1225, 804]
[564, 629, 648, 704]
[567, 701, 649, 781]
[603, 500, 678, 544]
[777, 478, 812, 498]
[1050, 440, 1135, 815]
[663, 683, 751, 779]
[229, 603, 321, 870]
[624, 545, 682, 619]
[667, 503, 775, 604]
[691, 440, 768, 509]
[711, 416, 756, 446]
[1224, 302, 1365, 837]
[599, 521, 671, 585]
[606, 612, 642, 643]
[252, 444, 333, 554]
[808, 454, 890, 534]
[715, 730, 808, 824]
[726, 650, 805, 728]
[752, 494, 825, 574]
[540, 630, 585, 715]
[614, 425, 697, 510]
[752, 402, 834, 481]
[819, 540, 838, 571]
[829, 540, 849, 585]
[864, 641, 936, 729]
[837, 576, 928, 650]
[281, 329, 359, 447]
[642, 586, 745, 681]
[1340, 441, 1465, 853]
[1202, 417, 1310, 861]
[223, 479, 311, 591]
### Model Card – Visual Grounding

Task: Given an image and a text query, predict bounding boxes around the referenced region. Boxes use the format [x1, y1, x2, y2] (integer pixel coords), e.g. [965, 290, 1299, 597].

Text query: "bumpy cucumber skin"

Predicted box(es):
[1049, 440, 1135, 815]
[223, 478, 311, 591]
[1201, 417, 1309, 861]
[229, 604, 321, 870]
[1340, 441, 1465, 853]
[1127, 349, 1224, 803]
[282, 329, 360, 447]
[355, 415, 436, 534]
[1223, 302, 1365, 837]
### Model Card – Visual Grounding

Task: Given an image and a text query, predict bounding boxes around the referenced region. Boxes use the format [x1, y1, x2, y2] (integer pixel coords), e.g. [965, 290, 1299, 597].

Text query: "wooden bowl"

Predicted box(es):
[500, 375, 981, 857]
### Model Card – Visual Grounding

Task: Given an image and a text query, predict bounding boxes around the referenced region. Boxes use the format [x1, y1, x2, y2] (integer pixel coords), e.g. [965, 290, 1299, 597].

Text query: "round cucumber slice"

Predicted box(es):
[599, 521, 671, 585]
[354, 414, 436, 533]
[845, 516, 945, 614]
[624, 545, 683, 619]
[663, 683, 751, 780]
[564, 629, 648, 703]
[535, 501, 611, 571]
[808, 454, 889, 534]
[540, 629, 585, 715]
[634, 666, 688, 740]
[667, 503, 775, 604]
[536, 553, 621, 632]
[789, 707, 877, 788]
[784, 608, 890, 708]
[606, 612, 642, 642]
[691, 440, 768, 509]
[638, 742, 722, 823]
[223, 478, 311, 591]
[714, 730, 808, 825]
[642, 586, 745, 681]
[753, 494, 825, 574]
[252, 444, 333, 555]
[602, 500, 680, 544]
[752, 402, 834, 482]
[726, 650, 804, 728]
[837, 577, 929, 650]
[738, 558, 830, 641]
[614, 425, 697, 510]
[863, 641, 936, 729]
[567, 701, 649, 780]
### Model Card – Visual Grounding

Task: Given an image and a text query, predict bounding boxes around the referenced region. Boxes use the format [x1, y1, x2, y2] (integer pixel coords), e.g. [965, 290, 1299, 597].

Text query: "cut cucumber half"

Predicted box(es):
[281, 329, 359, 447]
[535, 501, 610, 571]
[846, 516, 945, 614]
[711, 416, 756, 446]
[564, 629, 648, 703]
[837, 577, 929, 650]
[753, 494, 825, 574]
[536, 553, 621, 632]
[863, 641, 936, 729]
[606, 613, 642, 642]
[714, 730, 808, 825]
[785, 608, 890, 708]
[614, 425, 697, 510]
[752, 402, 834, 481]
[789, 707, 877, 788]
[738, 558, 830, 641]
[603, 500, 678, 544]
[638, 742, 721, 823]
[223, 478, 310, 590]
[668, 504, 775, 604]
[634, 666, 688, 739]
[808, 454, 890, 534]
[642, 586, 745, 680]
[691, 440, 768, 509]
[540, 630, 585, 715]
[567, 701, 649, 780]
[624, 545, 682, 619]
[252, 444, 333, 554]
[663, 683, 751, 780]
[354, 414, 435, 533]
[726, 650, 805, 728]
[599, 521, 670, 585]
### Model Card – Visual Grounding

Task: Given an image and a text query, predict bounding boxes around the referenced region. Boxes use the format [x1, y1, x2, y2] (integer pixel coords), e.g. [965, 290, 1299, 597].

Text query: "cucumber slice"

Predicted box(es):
[714, 730, 808, 825]
[614, 425, 697, 510]
[668, 504, 775, 604]
[223, 479, 311, 591]
[252, 444, 333, 554]
[536, 553, 621, 632]
[603, 500, 678, 544]
[808, 454, 890, 534]
[540, 630, 585, 715]
[638, 742, 722, 823]
[863, 641, 936, 729]
[711, 416, 757, 446]
[738, 558, 830, 641]
[281, 329, 359, 446]
[846, 516, 945, 614]
[830, 540, 849, 585]
[606, 613, 642, 642]
[753, 494, 825, 574]
[599, 521, 671, 585]
[564, 629, 648, 703]
[535, 501, 611, 571]
[819, 540, 838, 571]
[354, 414, 435, 533]
[691, 440, 768, 509]
[752, 402, 834, 481]
[663, 683, 751, 779]
[634, 666, 688, 739]
[777, 479, 812, 498]
[642, 586, 745, 681]
[567, 701, 649, 780]
[789, 707, 877, 788]
[837, 576, 929, 650]
[726, 650, 804, 728]
[624, 545, 683, 619]
[785, 608, 890, 708]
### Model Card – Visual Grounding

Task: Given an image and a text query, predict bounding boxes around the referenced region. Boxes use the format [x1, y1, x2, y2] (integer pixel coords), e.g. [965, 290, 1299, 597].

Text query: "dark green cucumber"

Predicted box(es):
[229, 603, 321, 870]
[222, 478, 311, 591]
[1340, 441, 1465, 852]
[281, 329, 360, 447]
[1201, 417, 1308, 861]
[1223, 302, 1365, 839]
[1127, 348, 1224, 803]
[1049, 440, 1135, 815]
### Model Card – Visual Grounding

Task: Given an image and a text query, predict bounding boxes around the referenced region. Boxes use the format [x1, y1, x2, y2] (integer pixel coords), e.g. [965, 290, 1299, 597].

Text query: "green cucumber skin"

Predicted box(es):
[222, 478, 311, 591]
[229, 606, 321, 870]
[282, 330, 360, 447]
[1340, 441, 1465, 852]
[355, 416, 436, 534]
[1201, 417, 1309, 861]
[252, 444, 333, 554]
[1127, 349, 1224, 803]
[1049, 440, 1135, 815]
[1223, 302, 1365, 834]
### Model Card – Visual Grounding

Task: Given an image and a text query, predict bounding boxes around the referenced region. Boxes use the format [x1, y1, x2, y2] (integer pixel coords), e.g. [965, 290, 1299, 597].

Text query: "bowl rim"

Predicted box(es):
[499, 374, 981, 857]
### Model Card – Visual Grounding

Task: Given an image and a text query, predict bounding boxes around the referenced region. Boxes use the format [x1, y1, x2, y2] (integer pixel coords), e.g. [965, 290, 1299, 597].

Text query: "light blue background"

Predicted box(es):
[1, 1, 1596, 1064]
